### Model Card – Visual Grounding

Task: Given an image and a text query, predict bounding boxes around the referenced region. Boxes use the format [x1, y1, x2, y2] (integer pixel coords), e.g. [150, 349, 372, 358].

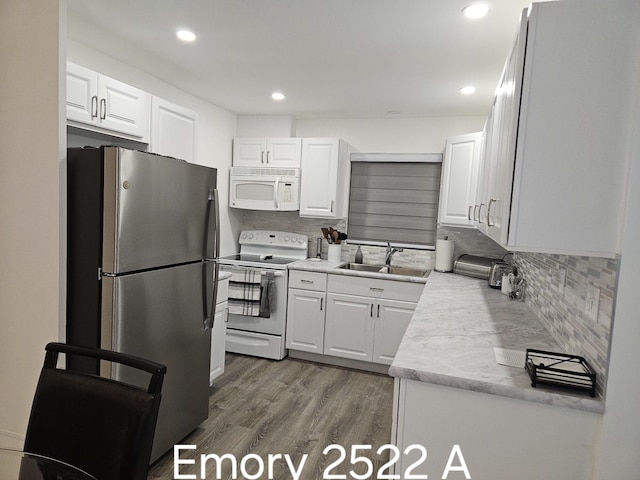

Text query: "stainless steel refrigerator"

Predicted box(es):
[66, 146, 219, 462]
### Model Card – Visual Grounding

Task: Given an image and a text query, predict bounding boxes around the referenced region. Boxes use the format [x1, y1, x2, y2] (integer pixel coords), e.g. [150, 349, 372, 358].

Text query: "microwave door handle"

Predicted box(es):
[274, 177, 281, 209]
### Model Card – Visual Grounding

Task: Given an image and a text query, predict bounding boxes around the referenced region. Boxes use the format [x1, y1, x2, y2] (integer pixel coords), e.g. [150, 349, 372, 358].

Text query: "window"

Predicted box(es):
[347, 154, 442, 249]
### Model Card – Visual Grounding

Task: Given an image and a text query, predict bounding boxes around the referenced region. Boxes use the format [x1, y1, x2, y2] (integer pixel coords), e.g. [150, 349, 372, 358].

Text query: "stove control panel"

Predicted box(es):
[239, 230, 308, 249]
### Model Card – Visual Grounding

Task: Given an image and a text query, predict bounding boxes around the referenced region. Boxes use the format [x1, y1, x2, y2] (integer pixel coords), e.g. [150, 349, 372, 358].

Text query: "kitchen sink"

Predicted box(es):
[379, 266, 430, 277]
[338, 263, 430, 278]
[338, 263, 385, 272]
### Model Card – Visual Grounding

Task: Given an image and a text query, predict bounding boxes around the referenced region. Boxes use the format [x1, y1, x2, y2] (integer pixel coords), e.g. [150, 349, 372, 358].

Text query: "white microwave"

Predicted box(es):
[229, 167, 300, 211]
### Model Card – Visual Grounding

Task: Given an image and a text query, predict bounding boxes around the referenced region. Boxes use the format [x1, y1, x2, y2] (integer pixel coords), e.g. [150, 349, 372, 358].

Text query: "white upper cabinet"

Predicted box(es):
[477, 1, 637, 257]
[150, 97, 198, 163]
[232, 138, 301, 167]
[66, 62, 150, 142]
[299, 138, 351, 218]
[66, 63, 98, 125]
[474, 116, 492, 234]
[438, 132, 482, 227]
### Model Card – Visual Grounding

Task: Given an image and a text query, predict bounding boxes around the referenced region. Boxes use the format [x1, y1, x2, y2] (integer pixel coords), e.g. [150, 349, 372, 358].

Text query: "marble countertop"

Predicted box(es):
[287, 260, 602, 413]
[390, 272, 604, 413]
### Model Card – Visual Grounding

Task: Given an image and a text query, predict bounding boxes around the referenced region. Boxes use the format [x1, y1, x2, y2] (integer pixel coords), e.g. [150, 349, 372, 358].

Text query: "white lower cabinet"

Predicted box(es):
[324, 293, 375, 361]
[324, 274, 421, 365]
[373, 299, 416, 364]
[286, 271, 422, 366]
[210, 277, 229, 385]
[393, 378, 600, 480]
[286, 271, 327, 354]
[324, 294, 415, 364]
[286, 289, 326, 354]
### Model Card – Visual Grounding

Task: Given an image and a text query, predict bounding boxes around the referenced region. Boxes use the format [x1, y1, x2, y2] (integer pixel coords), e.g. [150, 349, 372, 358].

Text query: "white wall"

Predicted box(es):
[0, 0, 65, 448]
[596, 63, 640, 480]
[66, 40, 241, 256]
[296, 116, 486, 153]
[237, 115, 296, 137]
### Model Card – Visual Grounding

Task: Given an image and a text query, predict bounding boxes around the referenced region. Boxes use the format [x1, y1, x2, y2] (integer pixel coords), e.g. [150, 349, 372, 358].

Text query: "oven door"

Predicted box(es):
[222, 266, 287, 335]
[229, 175, 299, 211]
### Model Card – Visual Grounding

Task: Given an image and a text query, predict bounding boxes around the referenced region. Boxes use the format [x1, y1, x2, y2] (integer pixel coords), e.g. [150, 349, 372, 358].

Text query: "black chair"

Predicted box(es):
[24, 342, 167, 480]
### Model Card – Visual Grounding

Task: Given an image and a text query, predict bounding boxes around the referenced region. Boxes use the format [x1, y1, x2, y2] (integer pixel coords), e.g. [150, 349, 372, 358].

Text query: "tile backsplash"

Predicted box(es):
[512, 253, 618, 397]
[240, 211, 508, 267]
[238, 210, 617, 397]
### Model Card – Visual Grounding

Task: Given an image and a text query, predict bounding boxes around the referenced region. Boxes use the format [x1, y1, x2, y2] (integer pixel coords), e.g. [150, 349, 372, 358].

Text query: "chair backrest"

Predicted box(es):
[24, 342, 167, 480]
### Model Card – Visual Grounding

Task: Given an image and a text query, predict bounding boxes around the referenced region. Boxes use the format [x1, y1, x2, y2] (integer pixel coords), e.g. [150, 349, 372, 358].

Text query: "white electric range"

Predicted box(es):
[218, 230, 308, 359]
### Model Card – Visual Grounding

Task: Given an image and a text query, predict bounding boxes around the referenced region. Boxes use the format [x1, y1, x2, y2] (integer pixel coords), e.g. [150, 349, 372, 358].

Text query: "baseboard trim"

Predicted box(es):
[288, 350, 391, 375]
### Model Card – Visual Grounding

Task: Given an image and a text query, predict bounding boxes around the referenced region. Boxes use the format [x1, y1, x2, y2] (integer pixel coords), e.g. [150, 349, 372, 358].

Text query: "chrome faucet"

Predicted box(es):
[385, 242, 403, 266]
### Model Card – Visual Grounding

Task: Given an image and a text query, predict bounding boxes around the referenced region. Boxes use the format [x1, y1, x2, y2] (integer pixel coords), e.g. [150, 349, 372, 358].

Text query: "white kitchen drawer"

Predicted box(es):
[327, 274, 423, 303]
[289, 271, 327, 291]
[225, 329, 285, 360]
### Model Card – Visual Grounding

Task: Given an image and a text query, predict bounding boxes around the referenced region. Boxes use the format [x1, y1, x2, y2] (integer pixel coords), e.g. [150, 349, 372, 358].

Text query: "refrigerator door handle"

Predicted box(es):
[203, 188, 220, 330]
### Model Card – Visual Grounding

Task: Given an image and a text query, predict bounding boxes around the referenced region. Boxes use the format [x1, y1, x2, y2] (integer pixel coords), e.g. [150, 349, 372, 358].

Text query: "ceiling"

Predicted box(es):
[66, 0, 541, 119]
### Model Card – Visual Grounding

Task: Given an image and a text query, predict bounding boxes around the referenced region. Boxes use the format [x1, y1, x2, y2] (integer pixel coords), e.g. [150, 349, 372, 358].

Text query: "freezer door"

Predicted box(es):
[101, 261, 213, 461]
[102, 147, 217, 274]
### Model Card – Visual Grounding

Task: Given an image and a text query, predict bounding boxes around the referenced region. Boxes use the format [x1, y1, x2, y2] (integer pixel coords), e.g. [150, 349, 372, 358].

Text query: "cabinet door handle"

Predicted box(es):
[370, 287, 384, 292]
[370, 304, 374, 317]
[478, 203, 485, 224]
[300, 279, 314, 284]
[487, 198, 496, 227]
[377, 304, 380, 318]
[266, 150, 270, 164]
[468, 205, 473, 221]
[473, 205, 479, 222]
[320, 297, 324, 311]
[261, 151, 265, 164]
[330, 200, 334, 213]
[90, 95, 98, 119]
[99, 98, 106, 120]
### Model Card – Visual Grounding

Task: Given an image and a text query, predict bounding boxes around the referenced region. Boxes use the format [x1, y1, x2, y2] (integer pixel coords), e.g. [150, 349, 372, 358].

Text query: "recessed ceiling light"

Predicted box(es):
[176, 30, 196, 42]
[460, 86, 476, 95]
[462, 3, 490, 19]
[271, 92, 285, 101]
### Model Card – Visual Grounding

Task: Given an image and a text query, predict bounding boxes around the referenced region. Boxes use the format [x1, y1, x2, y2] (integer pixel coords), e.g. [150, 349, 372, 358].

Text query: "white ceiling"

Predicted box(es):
[66, 0, 541, 119]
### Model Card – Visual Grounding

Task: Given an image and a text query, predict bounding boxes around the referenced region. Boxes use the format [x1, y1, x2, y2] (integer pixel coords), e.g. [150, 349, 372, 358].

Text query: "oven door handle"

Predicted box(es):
[259, 270, 285, 277]
[219, 266, 286, 278]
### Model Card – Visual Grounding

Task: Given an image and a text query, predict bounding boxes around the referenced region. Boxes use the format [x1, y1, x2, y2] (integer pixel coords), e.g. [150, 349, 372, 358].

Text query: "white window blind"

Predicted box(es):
[347, 160, 442, 248]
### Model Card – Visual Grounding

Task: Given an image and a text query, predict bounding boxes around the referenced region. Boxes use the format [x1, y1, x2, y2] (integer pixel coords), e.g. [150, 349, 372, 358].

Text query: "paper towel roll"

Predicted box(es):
[435, 239, 454, 272]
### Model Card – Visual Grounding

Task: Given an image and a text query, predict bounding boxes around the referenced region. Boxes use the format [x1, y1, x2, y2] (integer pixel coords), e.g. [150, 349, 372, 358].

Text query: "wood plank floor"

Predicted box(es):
[148, 353, 394, 480]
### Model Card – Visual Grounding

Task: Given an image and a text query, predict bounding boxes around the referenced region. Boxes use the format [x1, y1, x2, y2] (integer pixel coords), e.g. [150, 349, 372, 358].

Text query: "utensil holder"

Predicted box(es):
[327, 244, 342, 263]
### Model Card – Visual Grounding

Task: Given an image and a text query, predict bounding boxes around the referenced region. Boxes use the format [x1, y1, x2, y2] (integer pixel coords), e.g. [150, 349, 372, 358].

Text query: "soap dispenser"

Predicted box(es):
[354, 245, 363, 264]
